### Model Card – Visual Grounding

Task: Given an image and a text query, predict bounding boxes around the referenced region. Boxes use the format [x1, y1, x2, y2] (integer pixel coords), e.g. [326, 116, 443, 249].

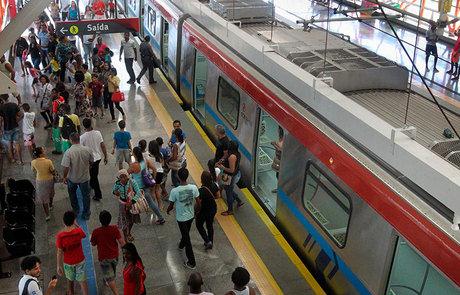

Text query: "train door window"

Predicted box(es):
[161, 17, 169, 69]
[386, 238, 457, 295]
[147, 6, 156, 35]
[253, 110, 285, 215]
[193, 50, 208, 122]
[302, 163, 351, 247]
[217, 77, 239, 129]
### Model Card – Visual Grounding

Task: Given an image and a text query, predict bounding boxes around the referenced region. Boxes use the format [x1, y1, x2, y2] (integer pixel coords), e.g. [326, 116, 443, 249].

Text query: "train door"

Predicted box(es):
[253, 109, 285, 215]
[160, 17, 169, 70]
[193, 50, 208, 123]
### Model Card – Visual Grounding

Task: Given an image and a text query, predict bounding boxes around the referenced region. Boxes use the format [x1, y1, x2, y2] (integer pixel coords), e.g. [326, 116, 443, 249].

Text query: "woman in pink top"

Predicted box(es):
[447, 30, 460, 79]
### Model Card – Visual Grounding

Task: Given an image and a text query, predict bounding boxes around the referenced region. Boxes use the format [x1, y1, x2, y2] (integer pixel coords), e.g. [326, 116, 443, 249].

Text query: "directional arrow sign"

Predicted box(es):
[55, 18, 140, 36]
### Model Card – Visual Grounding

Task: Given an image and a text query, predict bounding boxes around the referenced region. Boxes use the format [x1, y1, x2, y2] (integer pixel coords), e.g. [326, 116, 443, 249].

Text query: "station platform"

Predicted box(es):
[0, 33, 324, 295]
[275, 0, 460, 101]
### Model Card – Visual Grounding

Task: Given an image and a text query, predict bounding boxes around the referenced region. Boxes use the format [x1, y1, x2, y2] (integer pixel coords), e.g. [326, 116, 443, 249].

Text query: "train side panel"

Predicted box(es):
[277, 134, 396, 294]
[199, 61, 257, 183]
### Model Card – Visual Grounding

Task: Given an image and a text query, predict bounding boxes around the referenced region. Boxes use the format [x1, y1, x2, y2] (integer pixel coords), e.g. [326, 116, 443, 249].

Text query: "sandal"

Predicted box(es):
[221, 211, 233, 216]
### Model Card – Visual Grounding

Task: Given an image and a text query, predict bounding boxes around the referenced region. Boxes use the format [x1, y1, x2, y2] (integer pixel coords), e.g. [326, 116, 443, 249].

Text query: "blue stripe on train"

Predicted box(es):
[277, 189, 370, 295]
[144, 25, 252, 162]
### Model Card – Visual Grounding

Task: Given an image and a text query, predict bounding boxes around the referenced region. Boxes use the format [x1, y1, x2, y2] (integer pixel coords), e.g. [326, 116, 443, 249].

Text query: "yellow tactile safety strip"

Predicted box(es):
[142, 76, 283, 295]
[157, 68, 184, 106]
[185, 110, 325, 295]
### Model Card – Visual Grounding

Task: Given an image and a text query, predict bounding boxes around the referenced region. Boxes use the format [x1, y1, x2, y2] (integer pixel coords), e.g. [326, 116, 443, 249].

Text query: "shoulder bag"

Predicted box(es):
[128, 180, 150, 215]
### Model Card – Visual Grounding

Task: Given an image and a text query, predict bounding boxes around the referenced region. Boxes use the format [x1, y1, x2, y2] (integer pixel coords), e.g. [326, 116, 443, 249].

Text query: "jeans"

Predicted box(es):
[125, 58, 135, 81]
[137, 59, 155, 83]
[196, 211, 216, 244]
[89, 160, 102, 199]
[83, 43, 92, 64]
[32, 57, 41, 69]
[40, 110, 51, 125]
[223, 171, 242, 212]
[103, 87, 115, 120]
[59, 61, 67, 82]
[143, 188, 163, 220]
[40, 48, 49, 68]
[171, 169, 180, 187]
[178, 218, 195, 266]
[67, 180, 91, 218]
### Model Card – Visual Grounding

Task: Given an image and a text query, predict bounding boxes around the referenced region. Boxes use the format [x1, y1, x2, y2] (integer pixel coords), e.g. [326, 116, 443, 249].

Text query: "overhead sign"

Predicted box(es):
[55, 18, 140, 36]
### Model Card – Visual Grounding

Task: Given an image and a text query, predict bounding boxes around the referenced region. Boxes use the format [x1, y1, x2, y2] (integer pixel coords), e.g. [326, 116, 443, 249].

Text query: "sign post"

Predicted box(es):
[55, 18, 140, 36]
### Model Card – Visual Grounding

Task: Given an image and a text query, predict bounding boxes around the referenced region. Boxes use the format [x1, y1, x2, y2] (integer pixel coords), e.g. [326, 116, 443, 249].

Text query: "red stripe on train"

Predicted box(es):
[181, 21, 460, 285]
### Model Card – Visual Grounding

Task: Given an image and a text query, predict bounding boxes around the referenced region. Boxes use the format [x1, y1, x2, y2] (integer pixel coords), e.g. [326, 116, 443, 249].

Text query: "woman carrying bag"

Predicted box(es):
[128, 147, 165, 225]
[217, 141, 244, 216]
[113, 169, 142, 242]
[107, 67, 126, 122]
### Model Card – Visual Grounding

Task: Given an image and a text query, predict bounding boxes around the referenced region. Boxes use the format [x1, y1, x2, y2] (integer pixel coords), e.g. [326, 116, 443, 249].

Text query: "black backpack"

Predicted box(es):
[21, 278, 35, 295]
[61, 115, 77, 140]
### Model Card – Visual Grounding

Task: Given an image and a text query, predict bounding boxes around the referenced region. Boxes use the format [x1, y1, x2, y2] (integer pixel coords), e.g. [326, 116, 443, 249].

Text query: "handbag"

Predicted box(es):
[141, 168, 155, 188]
[111, 91, 125, 103]
[128, 183, 150, 215]
[221, 173, 233, 186]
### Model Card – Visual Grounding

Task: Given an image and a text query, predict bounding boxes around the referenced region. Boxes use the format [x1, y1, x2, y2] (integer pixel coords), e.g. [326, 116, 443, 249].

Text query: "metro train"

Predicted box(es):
[116, 0, 460, 294]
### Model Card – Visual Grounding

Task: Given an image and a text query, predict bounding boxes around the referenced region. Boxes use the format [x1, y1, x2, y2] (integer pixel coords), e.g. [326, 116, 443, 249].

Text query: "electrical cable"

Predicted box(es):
[404, 0, 423, 125]
[375, 0, 460, 138]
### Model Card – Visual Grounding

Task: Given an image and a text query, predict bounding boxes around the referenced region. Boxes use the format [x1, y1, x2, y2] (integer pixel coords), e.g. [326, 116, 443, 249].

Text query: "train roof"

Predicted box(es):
[158, 0, 460, 226]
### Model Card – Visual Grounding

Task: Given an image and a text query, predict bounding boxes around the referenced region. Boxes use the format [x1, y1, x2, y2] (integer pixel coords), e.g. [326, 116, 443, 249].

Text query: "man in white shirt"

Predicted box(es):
[80, 118, 107, 201]
[18, 256, 57, 295]
[119, 32, 138, 84]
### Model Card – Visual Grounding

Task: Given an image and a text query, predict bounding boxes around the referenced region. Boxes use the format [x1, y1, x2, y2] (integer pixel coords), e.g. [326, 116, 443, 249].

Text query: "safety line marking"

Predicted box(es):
[184, 110, 325, 295]
[141, 83, 283, 295]
[156, 69, 184, 106]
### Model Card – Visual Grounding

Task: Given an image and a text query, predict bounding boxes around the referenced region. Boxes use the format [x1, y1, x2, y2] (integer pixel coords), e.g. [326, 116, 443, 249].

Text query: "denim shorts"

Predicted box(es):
[2, 127, 20, 143]
[64, 261, 86, 282]
[100, 258, 118, 282]
[115, 149, 131, 164]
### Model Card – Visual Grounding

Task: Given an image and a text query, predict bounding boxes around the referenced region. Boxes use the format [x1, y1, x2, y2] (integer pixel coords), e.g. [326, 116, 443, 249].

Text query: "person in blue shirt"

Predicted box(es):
[112, 120, 132, 170]
[169, 120, 186, 146]
[167, 168, 199, 269]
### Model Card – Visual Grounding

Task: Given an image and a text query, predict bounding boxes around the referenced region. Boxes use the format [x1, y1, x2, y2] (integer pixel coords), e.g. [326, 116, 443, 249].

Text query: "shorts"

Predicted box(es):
[64, 261, 86, 282]
[92, 96, 102, 107]
[115, 149, 131, 164]
[99, 258, 118, 282]
[426, 44, 438, 56]
[23, 133, 35, 147]
[2, 127, 20, 143]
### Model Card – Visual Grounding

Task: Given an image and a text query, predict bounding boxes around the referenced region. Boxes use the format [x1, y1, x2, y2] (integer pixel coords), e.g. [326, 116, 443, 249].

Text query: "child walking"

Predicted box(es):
[24, 61, 40, 97]
[112, 120, 132, 170]
[88, 74, 104, 118]
[22, 103, 36, 158]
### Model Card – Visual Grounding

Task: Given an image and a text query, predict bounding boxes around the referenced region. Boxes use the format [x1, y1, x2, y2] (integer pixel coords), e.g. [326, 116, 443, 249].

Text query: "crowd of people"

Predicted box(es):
[4, 6, 253, 295]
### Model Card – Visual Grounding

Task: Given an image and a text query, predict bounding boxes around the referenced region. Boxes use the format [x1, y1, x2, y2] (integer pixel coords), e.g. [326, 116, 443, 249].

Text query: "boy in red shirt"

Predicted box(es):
[56, 211, 88, 295]
[88, 74, 104, 118]
[91, 210, 124, 295]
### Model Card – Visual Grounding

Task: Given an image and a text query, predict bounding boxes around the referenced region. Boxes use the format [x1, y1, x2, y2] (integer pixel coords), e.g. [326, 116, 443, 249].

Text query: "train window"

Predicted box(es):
[386, 238, 457, 295]
[147, 6, 156, 35]
[217, 77, 240, 129]
[302, 163, 351, 247]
